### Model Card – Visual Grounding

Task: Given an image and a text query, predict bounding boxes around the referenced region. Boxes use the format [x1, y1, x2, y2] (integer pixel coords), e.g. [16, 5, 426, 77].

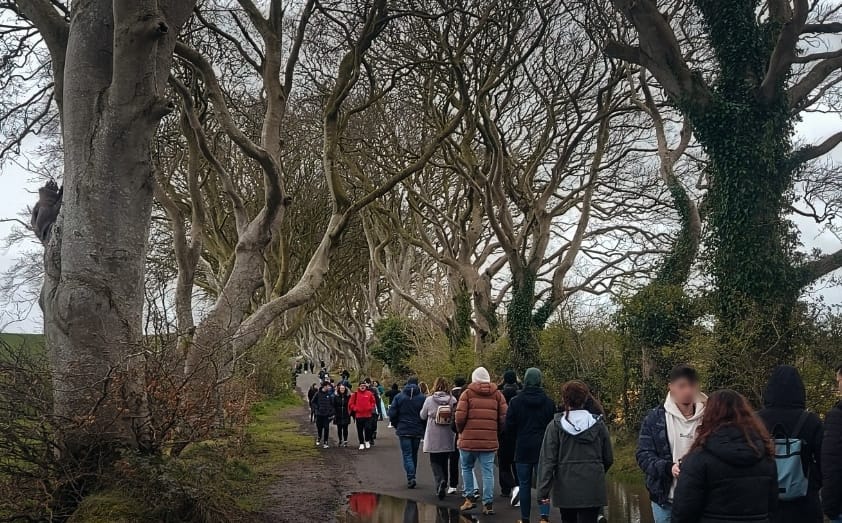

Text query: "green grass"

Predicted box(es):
[608, 433, 644, 483]
[70, 392, 313, 521]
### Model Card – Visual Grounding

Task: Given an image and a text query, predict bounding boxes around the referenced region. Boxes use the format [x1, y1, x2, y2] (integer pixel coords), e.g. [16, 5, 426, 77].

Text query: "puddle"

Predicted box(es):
[337, 493, 478, 523]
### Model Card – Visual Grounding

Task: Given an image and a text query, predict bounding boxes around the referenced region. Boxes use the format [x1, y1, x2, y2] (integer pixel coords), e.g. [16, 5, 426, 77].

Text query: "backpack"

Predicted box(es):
[772, 410, 810, 501]
[435, 403, 453, 425]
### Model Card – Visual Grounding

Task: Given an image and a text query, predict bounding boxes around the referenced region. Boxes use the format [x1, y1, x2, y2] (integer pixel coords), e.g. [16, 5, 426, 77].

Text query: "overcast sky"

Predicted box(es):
[1, 111, 841, 334]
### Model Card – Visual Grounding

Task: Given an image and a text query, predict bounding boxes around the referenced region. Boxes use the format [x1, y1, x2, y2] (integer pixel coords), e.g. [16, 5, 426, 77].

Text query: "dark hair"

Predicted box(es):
[561, 381, 591, 424]
[668, 364, 699, 384]
[584, 393, 605, 416]
[691, 389, 773, 457]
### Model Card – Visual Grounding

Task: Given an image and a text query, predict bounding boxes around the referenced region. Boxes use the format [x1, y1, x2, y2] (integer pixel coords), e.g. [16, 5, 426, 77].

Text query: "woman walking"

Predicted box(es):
[672, 389, 778, 523]
[349, 380, 377, 450]
[307, 383, 318, 423]
[420, 378, 458, 499]
[538, 381, 613, 523]
[310, 381, 335, 448]
[334, 383, 352, 447]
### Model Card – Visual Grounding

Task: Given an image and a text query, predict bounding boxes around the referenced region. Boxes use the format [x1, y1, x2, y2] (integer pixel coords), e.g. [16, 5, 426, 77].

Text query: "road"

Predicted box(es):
[296, 372, 565, 522]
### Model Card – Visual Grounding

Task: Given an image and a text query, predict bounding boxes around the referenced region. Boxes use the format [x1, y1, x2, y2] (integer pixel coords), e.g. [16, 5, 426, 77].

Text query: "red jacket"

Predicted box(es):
[349, 389, 376, 419]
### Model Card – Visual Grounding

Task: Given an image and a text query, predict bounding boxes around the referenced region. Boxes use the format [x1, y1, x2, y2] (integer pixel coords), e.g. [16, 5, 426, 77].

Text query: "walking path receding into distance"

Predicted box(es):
[294, 373, 566, 523]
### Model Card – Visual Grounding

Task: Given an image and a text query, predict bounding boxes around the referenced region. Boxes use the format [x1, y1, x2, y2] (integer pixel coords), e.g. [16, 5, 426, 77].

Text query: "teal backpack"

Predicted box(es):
[772, 411, 810, 501]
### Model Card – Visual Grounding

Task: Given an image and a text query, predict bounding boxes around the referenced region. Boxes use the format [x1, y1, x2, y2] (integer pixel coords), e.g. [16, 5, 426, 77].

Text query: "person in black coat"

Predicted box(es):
[822, 363, 842, 522]
[333, 383, 352, 447]
[505, 367, 555, 523]
[307, 383, 319, 423]
[757, 365, 823, 522]
[498, 369, 522, 499]
[310, 382, 335, 448]
[672, 389, 778, 523]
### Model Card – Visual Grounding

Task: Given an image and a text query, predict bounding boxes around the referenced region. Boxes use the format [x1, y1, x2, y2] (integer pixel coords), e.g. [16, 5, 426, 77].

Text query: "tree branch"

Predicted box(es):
[760, 0, 809, 101]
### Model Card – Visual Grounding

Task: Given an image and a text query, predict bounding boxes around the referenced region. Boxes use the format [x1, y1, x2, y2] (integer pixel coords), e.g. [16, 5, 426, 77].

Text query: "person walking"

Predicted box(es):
[349, 380, 377, 450]
[537, 380, 613, 523]
[499, 369, 522, 503]
[388, 376, 427, 488]
[757, 365, 824, 522]
[822, 363, 842, 523]
[365, 378, 384, 446]
[454, 366, 508, 516]
[637, 364, 707, 522]
[671, 389, 778, 523]
[310, 381, 335, 448]
[420, 377, 458, 499]
[333, 383, 352, 447]
[307, 383, 318, 423]
[507, 367, 556, 523]
[386, 383, 400, 427]
[450, 376, 468, 496]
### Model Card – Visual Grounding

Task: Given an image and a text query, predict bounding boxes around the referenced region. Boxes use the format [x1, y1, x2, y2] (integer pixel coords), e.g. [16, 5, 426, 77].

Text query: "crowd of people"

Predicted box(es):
[307, 362, 842, 523]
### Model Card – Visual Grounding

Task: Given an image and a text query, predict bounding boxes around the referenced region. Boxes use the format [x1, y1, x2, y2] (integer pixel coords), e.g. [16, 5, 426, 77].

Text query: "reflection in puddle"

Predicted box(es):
[337, 493, 477, 523]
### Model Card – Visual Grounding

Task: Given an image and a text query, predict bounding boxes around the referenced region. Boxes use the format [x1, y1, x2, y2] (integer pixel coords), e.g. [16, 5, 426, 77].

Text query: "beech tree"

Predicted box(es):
[604, 0, 842, 394]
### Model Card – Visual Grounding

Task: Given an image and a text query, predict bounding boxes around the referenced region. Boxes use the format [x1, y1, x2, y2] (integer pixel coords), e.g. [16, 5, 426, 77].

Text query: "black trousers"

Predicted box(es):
[429, 452, 452, 487]
[499, 453, 518, 495]
[336, 423, 349, 442]
[315, 415, 330, 442]
[560, 507, 600, 523]
[448, 450, 459, 488]
[356, 417, 373, 444]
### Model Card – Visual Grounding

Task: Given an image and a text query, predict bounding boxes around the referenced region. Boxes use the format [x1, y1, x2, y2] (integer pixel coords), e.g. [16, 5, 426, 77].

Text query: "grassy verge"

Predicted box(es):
[608, 432, 643, 484]
[70, 392, 314, 522]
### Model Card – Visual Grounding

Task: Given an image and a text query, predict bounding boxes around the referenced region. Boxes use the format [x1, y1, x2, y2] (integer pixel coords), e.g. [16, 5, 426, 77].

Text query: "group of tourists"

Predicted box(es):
[384, 366, 609, 522]
[307, 375, 386, 449]
[307, 362, 842, 523]
[642, 363, 842, 523]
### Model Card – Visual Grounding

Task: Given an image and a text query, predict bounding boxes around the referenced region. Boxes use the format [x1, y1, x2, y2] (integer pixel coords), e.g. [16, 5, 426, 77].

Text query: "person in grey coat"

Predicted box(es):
[420, 377, 458, 499]
[538, 380, 613, 523]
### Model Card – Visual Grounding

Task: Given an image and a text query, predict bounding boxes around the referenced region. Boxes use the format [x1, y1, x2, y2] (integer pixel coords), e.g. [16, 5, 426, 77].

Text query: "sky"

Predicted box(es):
[1, 111, 841, 334]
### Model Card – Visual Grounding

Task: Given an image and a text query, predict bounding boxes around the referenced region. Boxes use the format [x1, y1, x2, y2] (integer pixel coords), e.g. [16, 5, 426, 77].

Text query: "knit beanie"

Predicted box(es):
[524, 367, 542, 388]
[503, 369, 517, 385]
[471, 366, 491, 383]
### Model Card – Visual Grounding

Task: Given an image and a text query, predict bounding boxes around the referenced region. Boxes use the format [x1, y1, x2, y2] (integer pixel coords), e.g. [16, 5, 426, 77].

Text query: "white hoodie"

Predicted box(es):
[560, 409, 598, 435]
[664, 392, 706, 499]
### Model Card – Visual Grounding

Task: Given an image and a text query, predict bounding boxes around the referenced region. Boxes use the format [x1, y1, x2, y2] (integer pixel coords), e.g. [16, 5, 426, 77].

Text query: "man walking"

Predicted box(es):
[637, 364, 706, 523]
[506, 367, 555, 523]
[455, 366, 508, 516]
[388, 376, 427, 488]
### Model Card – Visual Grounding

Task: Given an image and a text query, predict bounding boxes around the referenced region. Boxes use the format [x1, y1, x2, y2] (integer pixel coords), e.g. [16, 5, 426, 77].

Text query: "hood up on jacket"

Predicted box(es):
[560, 410, 598, 434]
[403, 381, 422, 397]
[704, 425, 769, 467]
[762, 364, 806, 409]
[430, 390, 452, 404]
[502, 369, 517, 385]
[524, 367, 542, 388]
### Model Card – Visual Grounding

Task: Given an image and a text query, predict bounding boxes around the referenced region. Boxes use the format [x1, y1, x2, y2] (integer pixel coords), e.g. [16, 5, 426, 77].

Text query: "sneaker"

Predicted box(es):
[323, 443, 329, 449]
[359, 444, 365, 450]
[364, 442, 371, 449]
[482, 503, 494, 515]
[369, 440, 375, 447]
[407, 479, 416, 489]
[446, 487, 458, 495]
[540, 517, 550, 523]
[436, 480, 447, 500]
[315, 440, 320, 447]
[510, 486, 520, 507]
[598, 516, 608, 523]
[459, 497, 477, 512]
[388, 423, 393, 428]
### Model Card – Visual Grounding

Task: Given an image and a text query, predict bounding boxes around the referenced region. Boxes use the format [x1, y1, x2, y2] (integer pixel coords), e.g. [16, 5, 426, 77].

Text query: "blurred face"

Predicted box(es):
[338, 384, 347, 394]
[669, 378, 700, 405]
[359, 383, 367, 392]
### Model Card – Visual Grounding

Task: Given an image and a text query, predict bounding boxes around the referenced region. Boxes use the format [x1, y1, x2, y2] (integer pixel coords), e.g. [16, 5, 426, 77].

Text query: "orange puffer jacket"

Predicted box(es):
[454, 381, 507, 452]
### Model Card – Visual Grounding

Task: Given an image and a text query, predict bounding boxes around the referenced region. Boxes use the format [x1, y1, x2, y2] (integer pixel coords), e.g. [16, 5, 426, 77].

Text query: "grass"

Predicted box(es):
[69, 392, 314, 522]
[608, 432, 644, 483]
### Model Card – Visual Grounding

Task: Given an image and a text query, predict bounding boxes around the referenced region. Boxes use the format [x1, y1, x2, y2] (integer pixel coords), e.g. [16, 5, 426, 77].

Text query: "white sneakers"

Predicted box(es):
[322, 443, 329, 449]
[364, 442, 371, 449]
[510, 486, 520, 507]
[359, 444, 365, 450]
[446, 487, 458, 495]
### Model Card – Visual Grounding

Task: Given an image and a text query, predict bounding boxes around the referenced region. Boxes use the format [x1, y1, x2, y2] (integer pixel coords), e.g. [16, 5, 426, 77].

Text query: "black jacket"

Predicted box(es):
[637, 405, 673, 506]
[310, 390, 334, 417]
[333, 392, 352, 425]
[757, 365, 823, 522]
[672, 426, 778, 523]
[387, 381, 426, 438]
[823, 401, 842, 518]
[505, 386, 555, 464]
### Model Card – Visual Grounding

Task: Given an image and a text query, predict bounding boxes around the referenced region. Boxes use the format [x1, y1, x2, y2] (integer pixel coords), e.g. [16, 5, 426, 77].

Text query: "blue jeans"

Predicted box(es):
[651, 502, 672, 523]
[460, 450, 495, 505]
[399, 437, 420, 481]
[516, 462, 537, 521]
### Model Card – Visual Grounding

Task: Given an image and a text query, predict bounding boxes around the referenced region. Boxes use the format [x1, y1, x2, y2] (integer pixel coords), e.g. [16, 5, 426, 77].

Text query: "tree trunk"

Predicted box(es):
[41, 0, 195, 456]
